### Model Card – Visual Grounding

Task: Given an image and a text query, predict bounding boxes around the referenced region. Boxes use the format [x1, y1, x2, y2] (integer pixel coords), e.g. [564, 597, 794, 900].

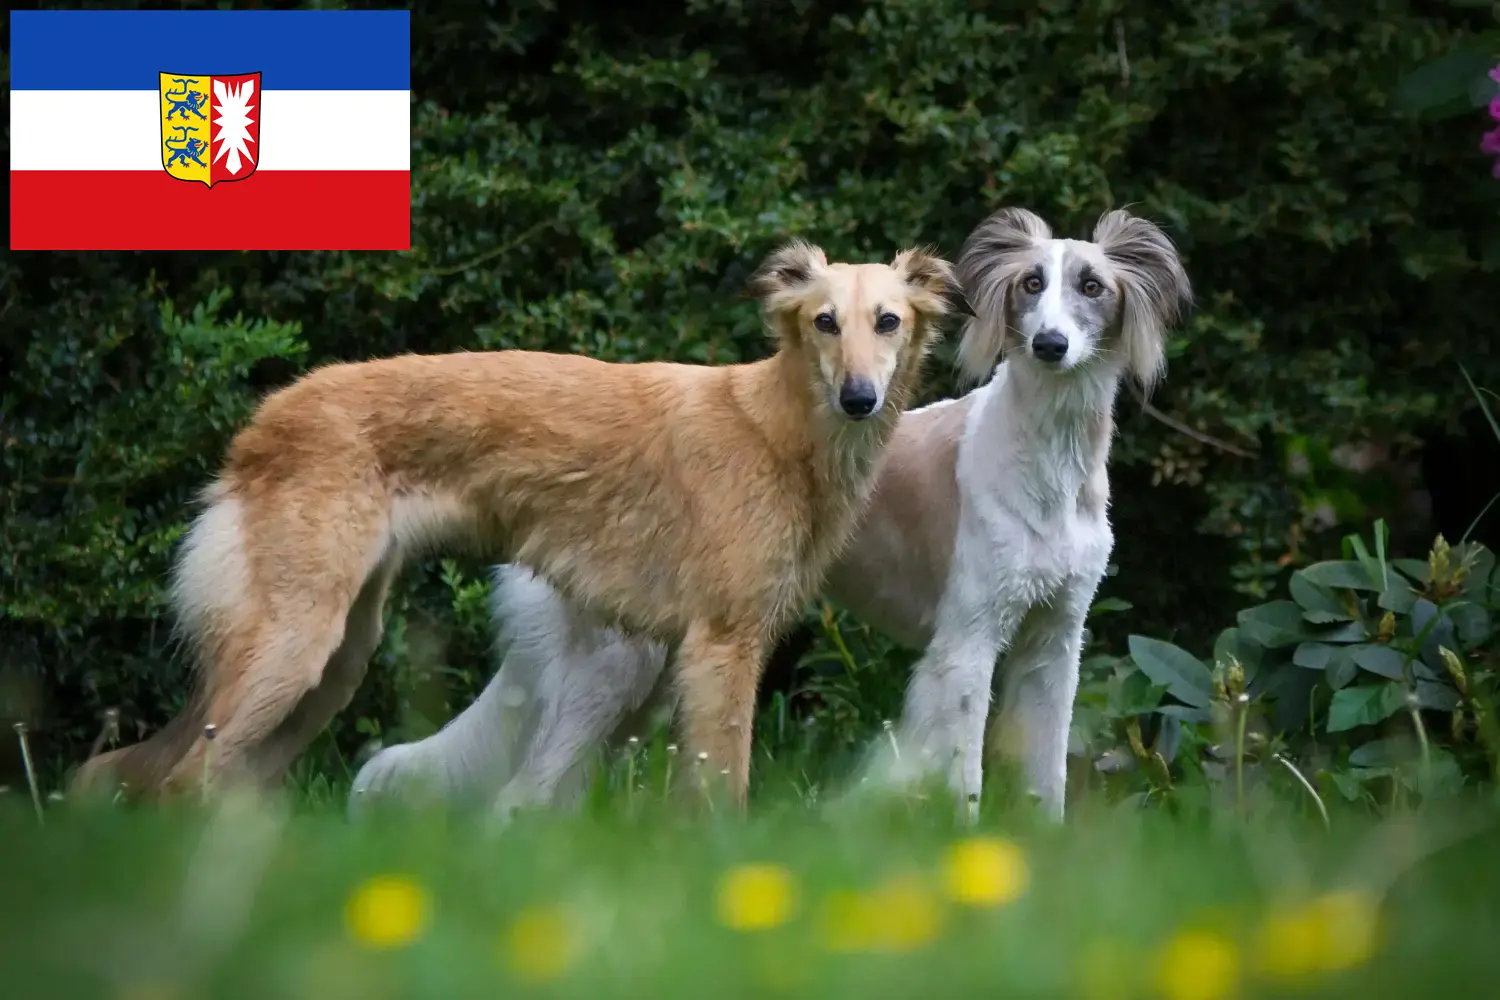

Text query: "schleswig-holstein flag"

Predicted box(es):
[10, 10, 411, 250]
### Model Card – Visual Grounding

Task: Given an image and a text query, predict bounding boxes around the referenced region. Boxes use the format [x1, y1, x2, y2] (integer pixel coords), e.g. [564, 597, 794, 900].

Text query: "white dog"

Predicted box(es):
[351, 207, 1192, 821]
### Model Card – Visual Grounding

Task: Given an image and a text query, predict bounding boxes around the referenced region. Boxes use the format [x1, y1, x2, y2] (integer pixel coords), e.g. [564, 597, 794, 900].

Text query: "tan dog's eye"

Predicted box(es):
[1081, 278, 1103, 297]
[813, 312, 839, 334]
[875, 313, 900, 334]
[1022, 275, 1043, 294]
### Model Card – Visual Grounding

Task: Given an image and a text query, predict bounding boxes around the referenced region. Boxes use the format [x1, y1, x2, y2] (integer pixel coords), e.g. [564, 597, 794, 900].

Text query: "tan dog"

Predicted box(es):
[74, 240, 955, 804]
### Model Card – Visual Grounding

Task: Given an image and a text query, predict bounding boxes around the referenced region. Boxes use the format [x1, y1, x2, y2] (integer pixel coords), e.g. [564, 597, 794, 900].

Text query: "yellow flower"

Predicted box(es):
[819, 875, 942, 954]
[1153, 928, 1240, 1000]
[941, 836, 1029, 908]
[503, 905, 578, 984]
[716, 863, 798, 931]
[343, 874, 431, 951]
[1254, 889, 1381, 980]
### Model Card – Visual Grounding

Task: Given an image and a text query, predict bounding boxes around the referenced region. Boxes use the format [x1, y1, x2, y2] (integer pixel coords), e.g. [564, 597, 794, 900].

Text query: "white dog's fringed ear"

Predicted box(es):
[750, 239, 828, 312]
[891, 247, 957, 323]
[1092, 210, 1193, 395]
[955, 207, 1053, 386]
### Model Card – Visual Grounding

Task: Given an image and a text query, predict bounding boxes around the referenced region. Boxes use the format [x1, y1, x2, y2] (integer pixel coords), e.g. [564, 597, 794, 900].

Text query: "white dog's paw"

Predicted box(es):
[488, 778, 552, 829]
[348, 743, 441, 821]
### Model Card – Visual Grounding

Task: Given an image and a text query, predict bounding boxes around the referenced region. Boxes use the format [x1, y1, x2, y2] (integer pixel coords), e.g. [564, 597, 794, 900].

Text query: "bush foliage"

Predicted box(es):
[3, 0, 1499, 796]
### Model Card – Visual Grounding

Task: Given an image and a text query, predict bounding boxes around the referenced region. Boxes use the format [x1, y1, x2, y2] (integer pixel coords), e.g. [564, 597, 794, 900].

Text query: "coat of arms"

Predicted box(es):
[158, 72, 261, 187]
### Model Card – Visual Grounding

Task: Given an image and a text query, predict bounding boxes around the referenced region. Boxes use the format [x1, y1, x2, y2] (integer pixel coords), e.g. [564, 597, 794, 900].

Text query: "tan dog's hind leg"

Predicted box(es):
[674, 621, 765, 806]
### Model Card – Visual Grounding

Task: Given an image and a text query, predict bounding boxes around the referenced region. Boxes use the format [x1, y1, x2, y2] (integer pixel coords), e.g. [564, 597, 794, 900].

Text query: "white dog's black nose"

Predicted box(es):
[1031, 330, 1068, 363]
[839, 378, 878, 418]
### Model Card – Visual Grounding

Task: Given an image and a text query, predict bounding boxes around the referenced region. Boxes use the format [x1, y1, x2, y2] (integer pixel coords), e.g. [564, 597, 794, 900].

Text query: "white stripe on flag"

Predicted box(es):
[11, 90, 410, 171]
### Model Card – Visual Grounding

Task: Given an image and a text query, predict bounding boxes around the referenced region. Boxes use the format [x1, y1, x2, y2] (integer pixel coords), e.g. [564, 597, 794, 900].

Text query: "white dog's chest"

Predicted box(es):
[961, 498, 1113, 611]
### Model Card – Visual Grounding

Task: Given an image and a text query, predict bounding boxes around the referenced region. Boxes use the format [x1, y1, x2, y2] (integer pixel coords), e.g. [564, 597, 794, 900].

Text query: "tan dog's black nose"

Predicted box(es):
[838, 377, 878, 418]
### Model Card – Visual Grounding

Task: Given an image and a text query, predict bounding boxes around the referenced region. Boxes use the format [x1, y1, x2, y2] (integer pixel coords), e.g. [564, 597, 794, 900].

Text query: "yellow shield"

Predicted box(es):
[159, 74, 214, 185]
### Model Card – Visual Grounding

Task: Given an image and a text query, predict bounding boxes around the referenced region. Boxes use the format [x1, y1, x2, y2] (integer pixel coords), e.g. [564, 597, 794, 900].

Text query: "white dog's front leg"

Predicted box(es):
[990, 577, 1095, 820]
[893, 601, 1020, 816]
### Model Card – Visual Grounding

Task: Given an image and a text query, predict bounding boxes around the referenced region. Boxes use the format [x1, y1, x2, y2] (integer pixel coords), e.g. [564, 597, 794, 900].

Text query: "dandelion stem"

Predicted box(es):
[14, 723, 44, 825]
[1408, 694, 1433, 799]
[202, 724, 218, 803]
[87, 707, 121, 761]
[1273, 754, 1330, 832]
[1234, 694, 1250, 816]
[625, 736, 640, 817]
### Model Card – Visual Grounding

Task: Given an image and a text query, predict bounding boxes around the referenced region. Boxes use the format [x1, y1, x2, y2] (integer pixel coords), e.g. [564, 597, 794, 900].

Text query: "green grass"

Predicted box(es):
[5, 765, 1500, 1000]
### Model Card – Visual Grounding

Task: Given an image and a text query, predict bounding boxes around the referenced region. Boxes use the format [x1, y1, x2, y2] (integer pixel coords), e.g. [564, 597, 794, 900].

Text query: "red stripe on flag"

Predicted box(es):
[10, 170, 411, 250]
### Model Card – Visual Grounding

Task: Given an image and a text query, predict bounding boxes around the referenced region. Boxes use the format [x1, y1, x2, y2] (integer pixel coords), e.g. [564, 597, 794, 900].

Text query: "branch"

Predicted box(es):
[1126, 381, 1258, 459]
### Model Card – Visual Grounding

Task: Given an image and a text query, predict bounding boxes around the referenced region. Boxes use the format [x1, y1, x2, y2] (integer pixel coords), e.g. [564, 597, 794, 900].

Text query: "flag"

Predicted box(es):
[10, 10, 411, 251]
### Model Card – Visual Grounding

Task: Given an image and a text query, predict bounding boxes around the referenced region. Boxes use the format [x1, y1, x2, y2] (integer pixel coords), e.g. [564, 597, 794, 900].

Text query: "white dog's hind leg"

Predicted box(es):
[989, 578, 1095, 821]
[349, 565, 587, 817]
[491, 627, 671, 822]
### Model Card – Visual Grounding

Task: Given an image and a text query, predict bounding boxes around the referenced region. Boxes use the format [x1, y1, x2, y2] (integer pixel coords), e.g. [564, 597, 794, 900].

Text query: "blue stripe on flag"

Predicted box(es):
[10, 10, 410, 91]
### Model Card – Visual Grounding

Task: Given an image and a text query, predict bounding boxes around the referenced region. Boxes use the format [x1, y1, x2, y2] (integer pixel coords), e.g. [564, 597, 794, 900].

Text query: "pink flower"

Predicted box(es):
[1491, 95, 1500, 123]
[1490, 64, 1500, 86]
[1484, 127, 1500, 156]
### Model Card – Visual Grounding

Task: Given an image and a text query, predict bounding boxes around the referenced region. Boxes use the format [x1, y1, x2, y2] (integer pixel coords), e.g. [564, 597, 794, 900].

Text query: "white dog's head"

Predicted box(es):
[953, 207, 1193, 393]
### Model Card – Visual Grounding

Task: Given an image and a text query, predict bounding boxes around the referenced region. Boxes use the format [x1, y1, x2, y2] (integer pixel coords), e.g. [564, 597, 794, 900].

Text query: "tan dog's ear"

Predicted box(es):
[750, 239, 828, 305]
[892, 247, 957, 320]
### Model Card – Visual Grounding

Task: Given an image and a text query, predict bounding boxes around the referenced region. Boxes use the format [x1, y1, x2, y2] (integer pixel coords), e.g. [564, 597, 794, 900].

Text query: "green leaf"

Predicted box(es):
[1127, 636, 1215, 708]
[1212, 626, 1262, 679]
[1393, 40, 1500, 118]
[1106, 668, 1168, 718]
[1237, 601, 1308, 649]
[1299, 560, 1379, 592]
[1456, 541, 1495, 601]
[1327, 682, 1408, 732]
[1327, 647, 1359, 689]
[1326, 770, 1367, 802]
[1293, 642, 1333, 670]
[1289, 573, 1355, 623]
[1155, 704, 1212, 724]
[1310, 620, 1368, 645]
[1352, 644, 1407, 681]
[1090, 597, 1134, 615]
[1392, 559, 1431, 586]
[1449, 601, 1493, 648]
[1377, 582, 1417, 614]
[1415, 680, 1460, 712]
[1348, 736, 1417, 767]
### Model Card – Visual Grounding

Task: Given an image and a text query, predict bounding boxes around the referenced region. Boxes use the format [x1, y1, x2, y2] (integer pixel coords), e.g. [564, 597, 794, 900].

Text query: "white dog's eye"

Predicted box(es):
[1022, 275, 1043, 294]
[1081, 278, 1104, 297]
[813, 312, 839, 334]
[875, 313, 900, 334]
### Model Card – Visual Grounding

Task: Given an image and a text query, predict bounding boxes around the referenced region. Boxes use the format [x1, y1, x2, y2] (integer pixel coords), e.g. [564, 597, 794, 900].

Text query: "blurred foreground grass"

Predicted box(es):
[3, 779, 1499, 1000]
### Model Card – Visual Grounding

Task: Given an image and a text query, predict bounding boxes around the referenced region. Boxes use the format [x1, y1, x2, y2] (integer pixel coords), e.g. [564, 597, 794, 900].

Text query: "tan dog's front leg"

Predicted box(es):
[674, 621, 765, 806]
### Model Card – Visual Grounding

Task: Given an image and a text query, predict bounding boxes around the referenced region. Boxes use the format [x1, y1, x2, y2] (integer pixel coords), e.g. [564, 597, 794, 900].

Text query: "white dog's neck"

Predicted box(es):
[975, 359, 1120, 521]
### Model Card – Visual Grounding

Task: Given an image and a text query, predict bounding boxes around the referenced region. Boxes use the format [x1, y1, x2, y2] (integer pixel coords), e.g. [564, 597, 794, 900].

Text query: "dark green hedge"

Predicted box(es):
[4, 0, 1498, 786]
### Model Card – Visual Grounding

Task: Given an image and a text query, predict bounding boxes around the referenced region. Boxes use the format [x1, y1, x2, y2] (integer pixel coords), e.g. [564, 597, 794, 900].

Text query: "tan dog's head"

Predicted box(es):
[751, 240, 955, 420]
